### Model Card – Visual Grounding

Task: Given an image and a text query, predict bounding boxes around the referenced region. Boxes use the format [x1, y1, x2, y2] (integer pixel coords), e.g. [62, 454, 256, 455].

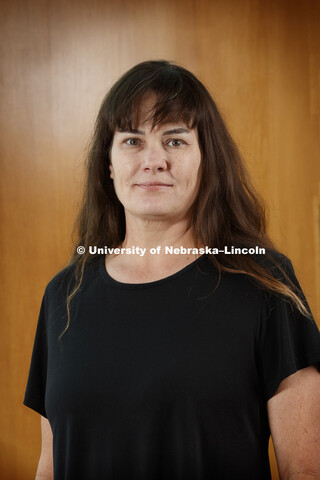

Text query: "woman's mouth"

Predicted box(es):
[136, 182, 173, 191]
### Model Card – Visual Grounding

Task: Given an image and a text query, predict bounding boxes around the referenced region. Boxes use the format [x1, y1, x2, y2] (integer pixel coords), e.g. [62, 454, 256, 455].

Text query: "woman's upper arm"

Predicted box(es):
[35, 415, 53, 480]
[267, 365, 320, 479]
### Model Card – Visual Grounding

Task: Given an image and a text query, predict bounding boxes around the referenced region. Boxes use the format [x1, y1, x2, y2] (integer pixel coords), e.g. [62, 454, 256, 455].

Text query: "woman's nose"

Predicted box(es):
[141, 143, 168, 172]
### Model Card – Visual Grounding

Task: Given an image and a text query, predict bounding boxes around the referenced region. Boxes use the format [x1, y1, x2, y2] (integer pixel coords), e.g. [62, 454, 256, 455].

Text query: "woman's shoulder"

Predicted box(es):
[43, 257, 100, 300]
[203, 247, 294, 282]
[43, 262, 76, 300]
[251, 247, 294, 278]
[250, 248, 306, 306]
[217, 247, 299, 297]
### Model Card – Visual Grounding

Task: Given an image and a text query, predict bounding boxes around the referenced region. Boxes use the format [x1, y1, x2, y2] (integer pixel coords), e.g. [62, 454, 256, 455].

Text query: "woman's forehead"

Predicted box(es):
[114, 91, 196, 131]
[135, 92, 158, 120]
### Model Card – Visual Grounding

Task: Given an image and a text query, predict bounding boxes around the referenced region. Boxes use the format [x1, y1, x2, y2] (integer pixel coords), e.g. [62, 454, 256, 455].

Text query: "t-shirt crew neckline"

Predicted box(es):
[99, 253, 207, 289]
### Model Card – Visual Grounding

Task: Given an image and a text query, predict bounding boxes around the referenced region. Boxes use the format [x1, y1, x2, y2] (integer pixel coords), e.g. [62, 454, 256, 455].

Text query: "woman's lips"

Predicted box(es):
[136, 182, 173, 191]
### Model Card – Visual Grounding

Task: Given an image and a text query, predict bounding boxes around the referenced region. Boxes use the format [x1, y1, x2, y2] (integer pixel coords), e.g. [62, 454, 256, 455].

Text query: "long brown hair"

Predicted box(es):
[59, 60, 311, 340]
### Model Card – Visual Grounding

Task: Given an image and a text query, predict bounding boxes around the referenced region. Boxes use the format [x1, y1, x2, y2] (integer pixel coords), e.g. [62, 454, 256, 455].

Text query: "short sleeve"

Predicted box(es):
[258, 257, 320, 401]
[23, 292, 48, 418]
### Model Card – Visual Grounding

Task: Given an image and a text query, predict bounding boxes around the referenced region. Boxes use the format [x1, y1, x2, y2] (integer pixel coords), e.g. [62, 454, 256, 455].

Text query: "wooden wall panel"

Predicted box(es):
[1, 0, 319, 478]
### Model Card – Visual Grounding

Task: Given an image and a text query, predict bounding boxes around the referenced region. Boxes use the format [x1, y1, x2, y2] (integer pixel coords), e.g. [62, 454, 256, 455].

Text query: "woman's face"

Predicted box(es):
[109, 95, 202, 224]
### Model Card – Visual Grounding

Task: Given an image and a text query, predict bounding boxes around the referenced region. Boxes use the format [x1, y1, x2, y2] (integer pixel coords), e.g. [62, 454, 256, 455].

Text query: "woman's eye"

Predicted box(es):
[168, 139, 183, 147]
[125, 138, 140, 146]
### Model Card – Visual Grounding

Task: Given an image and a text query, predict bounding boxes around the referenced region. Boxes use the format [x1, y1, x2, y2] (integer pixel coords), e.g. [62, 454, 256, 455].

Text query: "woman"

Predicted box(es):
[24, 60, 320, 479]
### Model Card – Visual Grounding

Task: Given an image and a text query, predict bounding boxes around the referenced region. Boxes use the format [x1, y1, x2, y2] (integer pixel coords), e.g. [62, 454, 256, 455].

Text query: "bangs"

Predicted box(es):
[113, 92, 198, 131]
[105, 62, 204, 132]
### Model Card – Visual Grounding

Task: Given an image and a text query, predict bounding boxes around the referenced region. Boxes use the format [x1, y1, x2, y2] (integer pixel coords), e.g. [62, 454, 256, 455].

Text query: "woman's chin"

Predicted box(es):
[127, 206, 175, 221]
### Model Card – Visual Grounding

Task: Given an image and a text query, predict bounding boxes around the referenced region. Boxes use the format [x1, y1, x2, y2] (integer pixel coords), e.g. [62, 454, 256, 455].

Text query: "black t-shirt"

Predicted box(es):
[23, 253, 320, 480]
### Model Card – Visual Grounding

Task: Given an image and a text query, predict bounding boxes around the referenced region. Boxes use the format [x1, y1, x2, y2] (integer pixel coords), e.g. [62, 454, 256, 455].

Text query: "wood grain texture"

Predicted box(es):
[1, 0, 319, 478]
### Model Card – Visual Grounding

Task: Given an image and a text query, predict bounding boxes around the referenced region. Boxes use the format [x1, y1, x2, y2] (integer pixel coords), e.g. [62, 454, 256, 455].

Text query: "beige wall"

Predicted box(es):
[1, 0, 319, 478]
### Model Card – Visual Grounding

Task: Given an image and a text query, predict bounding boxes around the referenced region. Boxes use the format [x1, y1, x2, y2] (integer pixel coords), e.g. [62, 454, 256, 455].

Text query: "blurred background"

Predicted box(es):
[1, 0, 319, 478]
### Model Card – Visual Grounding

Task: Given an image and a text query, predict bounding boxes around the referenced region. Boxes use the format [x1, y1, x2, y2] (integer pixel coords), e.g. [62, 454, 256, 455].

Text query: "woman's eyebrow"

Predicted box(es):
[162, 128, 190, 135]
[118, 128, 144, 134]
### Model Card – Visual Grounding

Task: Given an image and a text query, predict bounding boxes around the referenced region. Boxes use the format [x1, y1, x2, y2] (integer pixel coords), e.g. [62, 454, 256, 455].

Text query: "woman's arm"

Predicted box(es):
[267, 365, 320, 479]
[35, 415, 53, 480]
